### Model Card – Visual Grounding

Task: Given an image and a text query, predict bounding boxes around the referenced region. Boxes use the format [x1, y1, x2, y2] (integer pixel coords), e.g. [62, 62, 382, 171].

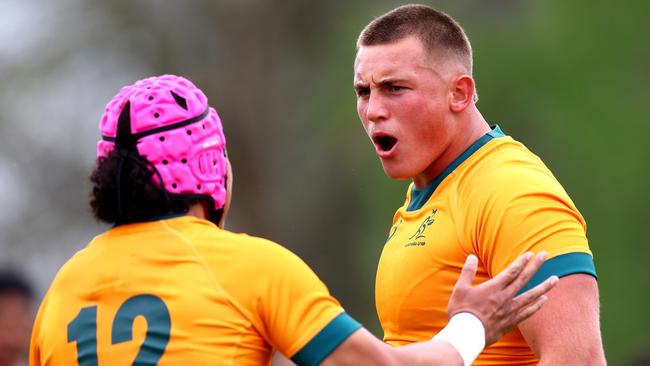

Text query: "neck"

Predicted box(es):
[187, 202, 209, 220]
[413, 108, 490, 188]
[188, 201, 228, 228]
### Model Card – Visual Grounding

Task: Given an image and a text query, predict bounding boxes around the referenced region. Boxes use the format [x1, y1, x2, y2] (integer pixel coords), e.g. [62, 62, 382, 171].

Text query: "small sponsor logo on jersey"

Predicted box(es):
[405, 209, 437, 247]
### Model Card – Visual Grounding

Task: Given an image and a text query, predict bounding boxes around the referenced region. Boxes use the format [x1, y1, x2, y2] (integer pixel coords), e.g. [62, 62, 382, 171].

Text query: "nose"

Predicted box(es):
[366, 92, 388, 123]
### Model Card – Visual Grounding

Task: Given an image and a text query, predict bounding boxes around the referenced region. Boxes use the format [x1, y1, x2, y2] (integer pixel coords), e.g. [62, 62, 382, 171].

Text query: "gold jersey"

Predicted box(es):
[376, 126, 596, 365]
[30, 216, 360, 366]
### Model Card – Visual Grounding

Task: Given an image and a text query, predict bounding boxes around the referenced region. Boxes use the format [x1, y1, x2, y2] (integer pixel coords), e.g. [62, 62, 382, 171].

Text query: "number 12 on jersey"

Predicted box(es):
[67, 294, 171, 366]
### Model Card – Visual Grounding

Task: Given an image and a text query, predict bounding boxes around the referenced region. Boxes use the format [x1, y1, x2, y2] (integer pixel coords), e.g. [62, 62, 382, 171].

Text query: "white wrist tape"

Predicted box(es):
[432, 312, 485, 366]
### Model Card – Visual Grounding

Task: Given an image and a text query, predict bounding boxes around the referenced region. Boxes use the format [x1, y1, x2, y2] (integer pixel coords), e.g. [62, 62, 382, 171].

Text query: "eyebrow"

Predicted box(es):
[353, 81, 367, 89]
[354, 78, 408, 90]
[377, 78, 408, 86]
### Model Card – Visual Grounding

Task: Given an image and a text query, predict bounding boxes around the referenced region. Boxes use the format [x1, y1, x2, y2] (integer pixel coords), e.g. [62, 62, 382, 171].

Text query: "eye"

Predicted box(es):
[388, 85, 406, 93]
[355, 87, 370, 98]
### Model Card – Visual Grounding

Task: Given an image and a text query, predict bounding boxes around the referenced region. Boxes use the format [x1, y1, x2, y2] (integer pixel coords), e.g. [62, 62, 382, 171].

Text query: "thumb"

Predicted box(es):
[455, 254, 478, 291]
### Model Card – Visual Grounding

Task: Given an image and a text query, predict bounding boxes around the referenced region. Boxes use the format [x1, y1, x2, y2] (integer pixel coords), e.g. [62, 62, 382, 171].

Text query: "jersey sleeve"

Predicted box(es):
[248, 241, 361, 365]
[461, 155, 596, 290]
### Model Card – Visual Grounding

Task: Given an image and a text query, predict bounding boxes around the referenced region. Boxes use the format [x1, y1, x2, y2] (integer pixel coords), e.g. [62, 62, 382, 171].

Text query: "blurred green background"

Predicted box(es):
[0, 0, 647, 364]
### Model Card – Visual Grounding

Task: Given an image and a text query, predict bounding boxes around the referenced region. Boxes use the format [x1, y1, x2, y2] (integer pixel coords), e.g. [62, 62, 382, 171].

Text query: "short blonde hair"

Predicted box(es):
[358, 4, 474, 77]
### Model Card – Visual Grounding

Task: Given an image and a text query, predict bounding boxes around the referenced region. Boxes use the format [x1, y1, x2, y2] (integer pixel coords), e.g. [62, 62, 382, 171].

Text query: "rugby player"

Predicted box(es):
[353, 4, 605, 365]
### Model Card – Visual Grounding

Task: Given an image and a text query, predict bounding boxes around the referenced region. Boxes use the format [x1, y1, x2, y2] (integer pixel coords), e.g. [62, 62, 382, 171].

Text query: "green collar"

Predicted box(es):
[407, 125, 506, 212]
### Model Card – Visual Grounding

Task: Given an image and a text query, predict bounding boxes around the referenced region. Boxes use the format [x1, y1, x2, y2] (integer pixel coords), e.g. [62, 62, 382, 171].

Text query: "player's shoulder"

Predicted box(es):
[212, 228, 290, 254]
[162, 215, 297, 260]
[456, 135, 570, 202]
[239, 233, 297, 258]
[466, 136, 559, 187]
[481, 136, 547, 171]
[205, 228, 312, 272]
[246, 237, 310, 273]
[41, 240, 99, 296]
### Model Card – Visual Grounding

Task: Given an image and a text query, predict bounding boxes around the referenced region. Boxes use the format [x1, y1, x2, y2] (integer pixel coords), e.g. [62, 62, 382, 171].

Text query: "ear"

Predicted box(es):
[449, 75, 475, 113]
[218, 158, 233, 229]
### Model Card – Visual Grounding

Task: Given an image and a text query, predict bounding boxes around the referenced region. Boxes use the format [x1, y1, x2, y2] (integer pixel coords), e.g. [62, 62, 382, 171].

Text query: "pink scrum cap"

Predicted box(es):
[97, 74, 228, 212]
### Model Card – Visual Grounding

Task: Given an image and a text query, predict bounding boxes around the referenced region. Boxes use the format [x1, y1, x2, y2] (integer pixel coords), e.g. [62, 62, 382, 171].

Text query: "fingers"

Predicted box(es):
[513, 295, 548, 325]
[491, 252, 534, 288]
[513, 275, 558, 309]
[506, 252, 549, 294]
[454, 255, 479, 291]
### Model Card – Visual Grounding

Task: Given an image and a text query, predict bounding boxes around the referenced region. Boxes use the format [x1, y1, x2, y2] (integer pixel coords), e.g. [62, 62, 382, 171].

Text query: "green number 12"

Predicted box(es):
[67, 294, 171, 366]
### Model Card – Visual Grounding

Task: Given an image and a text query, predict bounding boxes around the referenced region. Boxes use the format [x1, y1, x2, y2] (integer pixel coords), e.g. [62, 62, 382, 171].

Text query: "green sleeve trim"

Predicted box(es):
[291, 312, 362, 366]
[517, 252, 597, 295]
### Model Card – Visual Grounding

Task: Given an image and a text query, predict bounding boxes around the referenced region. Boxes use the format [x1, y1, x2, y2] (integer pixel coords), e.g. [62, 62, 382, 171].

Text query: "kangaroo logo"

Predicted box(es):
[408, 209, 438, 241]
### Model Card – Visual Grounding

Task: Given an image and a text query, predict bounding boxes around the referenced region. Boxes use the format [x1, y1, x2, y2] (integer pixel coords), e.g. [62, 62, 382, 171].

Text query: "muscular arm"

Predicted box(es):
[321, 328, 463, 366]
[518, 274, 605, 365]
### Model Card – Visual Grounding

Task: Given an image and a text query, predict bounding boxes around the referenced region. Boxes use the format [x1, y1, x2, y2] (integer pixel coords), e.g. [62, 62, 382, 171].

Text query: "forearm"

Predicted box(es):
[321, 328, 467, 366]
[388, 339, 463, 366]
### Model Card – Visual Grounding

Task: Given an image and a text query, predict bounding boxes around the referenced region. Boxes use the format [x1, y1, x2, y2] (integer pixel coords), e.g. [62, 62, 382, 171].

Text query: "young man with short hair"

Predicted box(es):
[353, 4, 605, 365]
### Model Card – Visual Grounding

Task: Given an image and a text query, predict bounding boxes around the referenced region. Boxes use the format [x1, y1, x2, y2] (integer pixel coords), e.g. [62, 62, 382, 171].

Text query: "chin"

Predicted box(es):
[381, 163, 414, 180]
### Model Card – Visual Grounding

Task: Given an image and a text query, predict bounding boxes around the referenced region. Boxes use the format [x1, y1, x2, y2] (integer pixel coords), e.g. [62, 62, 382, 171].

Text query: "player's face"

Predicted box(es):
[354, 36, 456, 187]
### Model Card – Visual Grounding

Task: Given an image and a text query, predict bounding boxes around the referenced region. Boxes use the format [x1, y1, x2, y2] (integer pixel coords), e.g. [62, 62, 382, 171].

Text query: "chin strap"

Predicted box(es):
[114, 101, 170, 221]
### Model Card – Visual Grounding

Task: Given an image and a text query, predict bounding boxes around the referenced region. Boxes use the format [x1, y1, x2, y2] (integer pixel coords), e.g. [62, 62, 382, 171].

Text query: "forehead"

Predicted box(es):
[354, 37, 430, 83]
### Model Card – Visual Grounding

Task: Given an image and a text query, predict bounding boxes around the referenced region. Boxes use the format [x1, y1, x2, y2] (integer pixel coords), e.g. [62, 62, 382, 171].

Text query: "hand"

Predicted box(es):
[447, 252, 558, 345]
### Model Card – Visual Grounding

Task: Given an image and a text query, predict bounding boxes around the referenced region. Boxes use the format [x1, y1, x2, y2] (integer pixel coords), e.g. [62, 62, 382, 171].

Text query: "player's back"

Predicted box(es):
[30, 215, 340, 365]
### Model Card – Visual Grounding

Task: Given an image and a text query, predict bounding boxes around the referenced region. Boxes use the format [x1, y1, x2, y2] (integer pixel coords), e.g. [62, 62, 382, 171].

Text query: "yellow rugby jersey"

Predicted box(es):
[375, 126, 596, 365]
[30, 216, 360, 366]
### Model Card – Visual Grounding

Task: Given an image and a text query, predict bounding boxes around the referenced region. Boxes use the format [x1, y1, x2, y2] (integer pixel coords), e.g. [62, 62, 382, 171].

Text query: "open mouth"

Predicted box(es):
[373, 135, 398, 153]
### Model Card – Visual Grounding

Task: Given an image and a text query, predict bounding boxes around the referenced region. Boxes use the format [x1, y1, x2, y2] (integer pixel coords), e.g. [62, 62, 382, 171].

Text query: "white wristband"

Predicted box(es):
[432, 312, 485, 366]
